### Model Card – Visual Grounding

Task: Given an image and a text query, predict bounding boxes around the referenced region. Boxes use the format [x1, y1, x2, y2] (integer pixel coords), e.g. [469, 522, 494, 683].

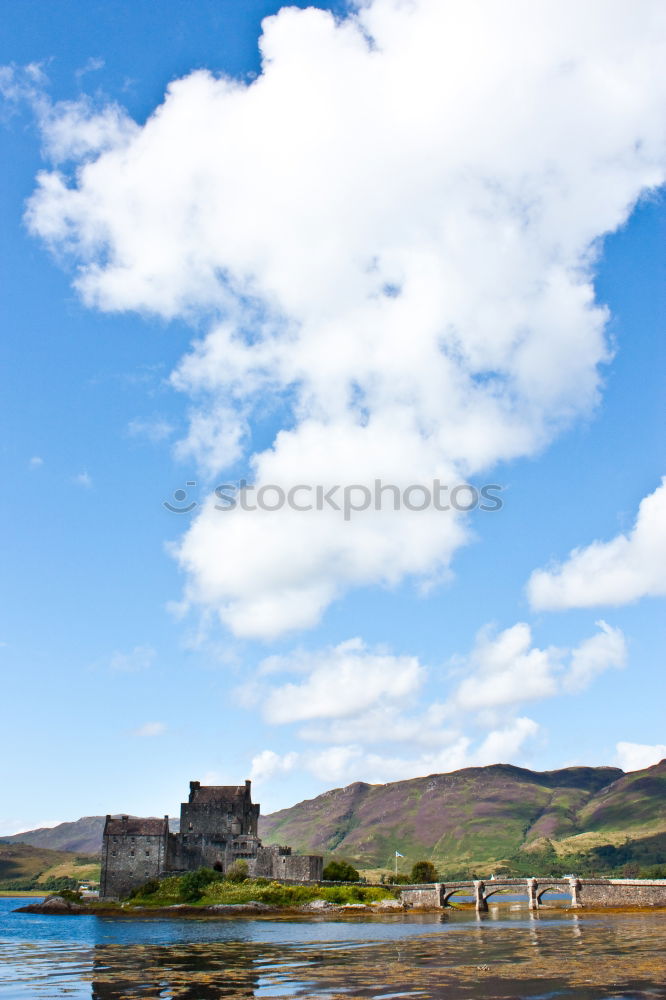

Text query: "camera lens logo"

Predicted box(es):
[163, 482, 198, 513]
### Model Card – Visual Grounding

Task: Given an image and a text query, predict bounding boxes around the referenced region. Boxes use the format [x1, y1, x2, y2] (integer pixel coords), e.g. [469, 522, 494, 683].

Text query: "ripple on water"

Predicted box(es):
[1, 898, 665, 999]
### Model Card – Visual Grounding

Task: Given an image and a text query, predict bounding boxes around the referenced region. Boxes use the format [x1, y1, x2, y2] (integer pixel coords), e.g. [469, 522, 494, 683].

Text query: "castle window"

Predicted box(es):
[111, 851, 117, 857]
[130, 850, 135, 857]
[145, 850, 150, 856]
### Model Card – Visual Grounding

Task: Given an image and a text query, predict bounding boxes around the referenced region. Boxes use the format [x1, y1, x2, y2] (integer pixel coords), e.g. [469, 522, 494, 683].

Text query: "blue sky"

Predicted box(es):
[1, 0, 665, 833]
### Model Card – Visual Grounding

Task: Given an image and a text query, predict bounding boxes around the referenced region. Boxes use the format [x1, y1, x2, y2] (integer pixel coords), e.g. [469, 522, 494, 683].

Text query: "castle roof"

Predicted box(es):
[189, 784, 249, 804]
[104, 816, 169, 836]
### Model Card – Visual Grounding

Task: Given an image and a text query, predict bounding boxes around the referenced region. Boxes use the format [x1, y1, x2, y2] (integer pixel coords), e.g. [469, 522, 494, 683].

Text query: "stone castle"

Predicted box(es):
[100, 779, 323, 899]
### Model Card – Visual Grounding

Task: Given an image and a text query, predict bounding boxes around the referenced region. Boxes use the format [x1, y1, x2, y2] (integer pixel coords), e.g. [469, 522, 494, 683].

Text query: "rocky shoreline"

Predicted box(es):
[15, 894, 410, 918]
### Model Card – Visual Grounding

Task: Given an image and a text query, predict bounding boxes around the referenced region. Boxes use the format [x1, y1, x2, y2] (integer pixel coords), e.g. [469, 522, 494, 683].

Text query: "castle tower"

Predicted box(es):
[177, 780, 260, 871]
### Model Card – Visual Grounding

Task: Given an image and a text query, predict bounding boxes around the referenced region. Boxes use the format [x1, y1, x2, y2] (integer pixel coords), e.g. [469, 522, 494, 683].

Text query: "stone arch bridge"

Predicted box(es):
[400, 877, 666, 911]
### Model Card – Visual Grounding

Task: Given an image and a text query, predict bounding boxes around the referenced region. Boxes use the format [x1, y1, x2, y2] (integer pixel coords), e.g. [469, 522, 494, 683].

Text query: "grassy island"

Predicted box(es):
[120, 867, 397, 908]
[15, 868, 404, 917]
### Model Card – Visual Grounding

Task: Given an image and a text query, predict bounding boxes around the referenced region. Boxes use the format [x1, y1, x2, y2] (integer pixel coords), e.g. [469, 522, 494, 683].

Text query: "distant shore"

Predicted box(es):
[0, 890, 49, 897]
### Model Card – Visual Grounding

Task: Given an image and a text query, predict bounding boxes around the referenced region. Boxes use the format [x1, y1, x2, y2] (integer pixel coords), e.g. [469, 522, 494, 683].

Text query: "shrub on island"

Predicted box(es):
[322, 860, 361, 882]
[410, 861, 439, 883]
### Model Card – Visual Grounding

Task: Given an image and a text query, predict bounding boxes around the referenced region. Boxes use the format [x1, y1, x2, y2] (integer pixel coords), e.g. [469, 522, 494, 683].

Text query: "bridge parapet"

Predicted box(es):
[399, 878, 666, 911]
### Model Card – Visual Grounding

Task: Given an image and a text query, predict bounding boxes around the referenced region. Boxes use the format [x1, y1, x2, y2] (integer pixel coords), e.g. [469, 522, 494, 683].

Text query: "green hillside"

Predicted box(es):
[0, 842, 100, 890]
[260, 760, 666, 876]
[577, 761, 666, 833]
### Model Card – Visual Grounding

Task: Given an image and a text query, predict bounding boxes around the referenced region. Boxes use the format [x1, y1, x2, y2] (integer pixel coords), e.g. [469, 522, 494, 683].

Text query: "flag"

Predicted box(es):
[395, 851, 404, 857]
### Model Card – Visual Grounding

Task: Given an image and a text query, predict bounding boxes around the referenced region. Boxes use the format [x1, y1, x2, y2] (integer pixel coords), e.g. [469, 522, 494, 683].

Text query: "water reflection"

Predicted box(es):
[90, 942, 263, 998]
[1, 899, 665, 1000]
[83, 912, 666, 1000]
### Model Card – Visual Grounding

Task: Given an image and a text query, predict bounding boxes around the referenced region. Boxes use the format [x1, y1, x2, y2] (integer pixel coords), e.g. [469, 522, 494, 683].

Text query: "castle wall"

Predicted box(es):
[100, 816, 168, 900]
[272, 852, 324, 882]
[289, 854, 323, 881]
[248, 845, 323, 881]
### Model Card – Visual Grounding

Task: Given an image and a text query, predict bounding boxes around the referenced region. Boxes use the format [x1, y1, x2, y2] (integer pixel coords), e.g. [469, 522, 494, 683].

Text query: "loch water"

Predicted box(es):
[1, 896, 664, 999]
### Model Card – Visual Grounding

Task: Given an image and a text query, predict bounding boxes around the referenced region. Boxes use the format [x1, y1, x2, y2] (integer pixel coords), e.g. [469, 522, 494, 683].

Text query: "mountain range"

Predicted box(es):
[260, 760, 666, 872]
[0, 816, 179, 856]
[3, 761, 665, 873]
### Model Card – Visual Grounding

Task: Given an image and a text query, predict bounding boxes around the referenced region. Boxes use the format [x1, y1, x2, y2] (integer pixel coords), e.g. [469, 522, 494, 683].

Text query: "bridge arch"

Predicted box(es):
[536, 885, 568, 903]
[484, 886, 529, 902]
[442, 886, 476, 905]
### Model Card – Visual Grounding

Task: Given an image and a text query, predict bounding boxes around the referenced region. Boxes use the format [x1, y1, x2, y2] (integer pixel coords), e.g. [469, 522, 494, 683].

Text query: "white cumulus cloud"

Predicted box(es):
[452, 623, 561, 711]
[450, 620, 626, 711]
[15, 1, 666, 636]
[173, 404, 247, 478]
[615, 741, 666, 773]
[259, 638, 425, 723]
[242, 622, 624, 787]
[299, 702, 455, 748]
[302, 716, 541, 785]
[250, 749, 299, 785]
[528, 479, 666, 611]
[563, 621, 627, 692]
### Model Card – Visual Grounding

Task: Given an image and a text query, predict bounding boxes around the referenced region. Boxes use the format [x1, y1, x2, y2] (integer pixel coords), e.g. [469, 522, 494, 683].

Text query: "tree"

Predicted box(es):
[179, 866, 221, 901]
[322, 860, 360, 882]
[225, 860, 249, 883]
[410, 861, 439, 883]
